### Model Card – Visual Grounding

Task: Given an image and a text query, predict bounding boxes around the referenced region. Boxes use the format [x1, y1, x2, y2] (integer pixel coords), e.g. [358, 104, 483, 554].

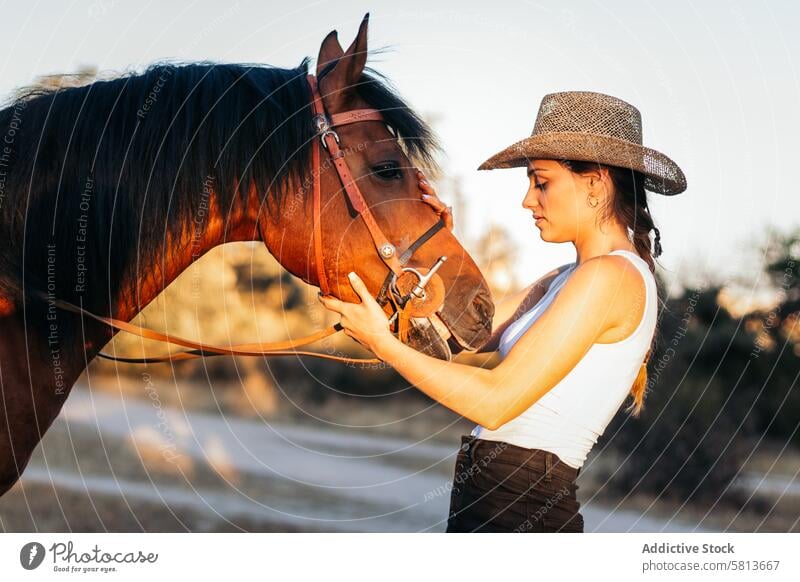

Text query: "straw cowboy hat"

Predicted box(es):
[478, 91, 687, 195]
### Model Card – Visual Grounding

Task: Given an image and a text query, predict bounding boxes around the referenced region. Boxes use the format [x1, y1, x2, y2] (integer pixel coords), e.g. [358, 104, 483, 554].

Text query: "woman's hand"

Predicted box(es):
[416, 170, 454, 231]
[318, 272, 396, 356]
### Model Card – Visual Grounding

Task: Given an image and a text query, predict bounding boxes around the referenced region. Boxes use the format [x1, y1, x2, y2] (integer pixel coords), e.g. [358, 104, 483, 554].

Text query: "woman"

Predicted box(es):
[319, 90, 687, 532]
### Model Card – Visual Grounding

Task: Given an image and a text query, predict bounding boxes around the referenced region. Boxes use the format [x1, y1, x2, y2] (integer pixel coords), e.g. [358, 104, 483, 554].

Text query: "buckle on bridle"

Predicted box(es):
[403, 256, 447, 300]
[313, 114, 340, 149]
[386, 255, 448, 327]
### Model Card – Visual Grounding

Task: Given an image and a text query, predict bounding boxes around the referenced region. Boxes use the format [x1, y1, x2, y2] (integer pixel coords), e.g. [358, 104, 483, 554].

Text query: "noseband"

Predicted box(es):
[37, 74, 453, 364]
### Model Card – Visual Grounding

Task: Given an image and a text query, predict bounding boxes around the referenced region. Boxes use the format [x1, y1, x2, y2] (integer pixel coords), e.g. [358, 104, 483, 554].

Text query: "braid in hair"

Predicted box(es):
[560, 160, 662, 417]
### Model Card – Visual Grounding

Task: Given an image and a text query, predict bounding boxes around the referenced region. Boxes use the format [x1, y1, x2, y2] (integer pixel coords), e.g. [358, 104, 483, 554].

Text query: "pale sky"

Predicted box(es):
[1, 0, 798, 303]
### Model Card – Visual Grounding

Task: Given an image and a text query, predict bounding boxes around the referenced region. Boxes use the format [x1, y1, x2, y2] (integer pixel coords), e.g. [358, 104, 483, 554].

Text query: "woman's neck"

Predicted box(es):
[573, 227, 636, 265]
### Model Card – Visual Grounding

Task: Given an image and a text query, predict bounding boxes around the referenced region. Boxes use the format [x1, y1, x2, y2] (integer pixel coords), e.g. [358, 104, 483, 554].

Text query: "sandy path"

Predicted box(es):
[8, 387, 708, 532]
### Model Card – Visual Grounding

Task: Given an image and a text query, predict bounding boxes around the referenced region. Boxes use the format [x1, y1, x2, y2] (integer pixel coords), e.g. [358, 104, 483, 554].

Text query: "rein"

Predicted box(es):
[35, 74, 453, 365]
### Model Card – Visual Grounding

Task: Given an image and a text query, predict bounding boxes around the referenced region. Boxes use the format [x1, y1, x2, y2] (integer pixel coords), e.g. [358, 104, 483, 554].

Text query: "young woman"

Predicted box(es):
[319, 90, 687, 532]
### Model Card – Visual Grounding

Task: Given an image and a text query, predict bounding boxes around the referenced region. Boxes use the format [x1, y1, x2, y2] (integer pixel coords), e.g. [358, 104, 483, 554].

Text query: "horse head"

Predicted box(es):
[259, 15, 494, 359]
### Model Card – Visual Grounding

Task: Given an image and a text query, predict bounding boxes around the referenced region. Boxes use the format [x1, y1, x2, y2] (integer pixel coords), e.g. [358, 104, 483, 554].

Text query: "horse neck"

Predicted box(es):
[113, 192, 262, 324]
[0, 187, 266, 490]
[257, 177, 320, 288]
[4, 194, 260, 393]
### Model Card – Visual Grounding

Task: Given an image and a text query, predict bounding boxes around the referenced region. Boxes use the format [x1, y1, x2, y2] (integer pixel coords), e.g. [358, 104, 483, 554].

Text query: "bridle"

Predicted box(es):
[37, 73, 454, 365]
[303, 74, 451, 344]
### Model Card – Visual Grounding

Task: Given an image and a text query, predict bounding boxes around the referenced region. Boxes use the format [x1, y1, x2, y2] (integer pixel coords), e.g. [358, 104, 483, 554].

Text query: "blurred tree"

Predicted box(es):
[603, 226, 800, 505]
[472, 222, 519, 297]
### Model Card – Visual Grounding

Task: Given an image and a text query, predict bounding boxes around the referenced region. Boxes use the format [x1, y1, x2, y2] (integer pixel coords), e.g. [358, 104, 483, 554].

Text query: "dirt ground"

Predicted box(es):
[1, 379, 796, 533]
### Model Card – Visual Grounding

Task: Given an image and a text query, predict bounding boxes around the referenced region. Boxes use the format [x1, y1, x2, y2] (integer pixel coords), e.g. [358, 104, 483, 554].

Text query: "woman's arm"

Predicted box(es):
[475, 264, 573, 354]
[322, 255, 640, 430]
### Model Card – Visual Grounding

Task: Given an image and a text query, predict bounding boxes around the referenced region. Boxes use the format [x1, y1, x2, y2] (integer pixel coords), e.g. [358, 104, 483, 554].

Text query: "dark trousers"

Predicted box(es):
[446, 435, 584, 533]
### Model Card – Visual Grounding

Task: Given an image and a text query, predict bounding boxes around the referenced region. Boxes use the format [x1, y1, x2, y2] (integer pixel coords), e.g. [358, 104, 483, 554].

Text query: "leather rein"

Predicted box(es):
[37, 74, 453, 365]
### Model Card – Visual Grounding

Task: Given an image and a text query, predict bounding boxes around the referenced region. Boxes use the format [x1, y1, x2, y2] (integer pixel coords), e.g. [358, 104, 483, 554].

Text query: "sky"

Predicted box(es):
[1, 0, 798, 304]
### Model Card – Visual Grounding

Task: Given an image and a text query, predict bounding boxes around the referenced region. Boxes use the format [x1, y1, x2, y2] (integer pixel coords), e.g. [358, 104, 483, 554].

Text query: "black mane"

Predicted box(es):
[0, 58, 437, 344]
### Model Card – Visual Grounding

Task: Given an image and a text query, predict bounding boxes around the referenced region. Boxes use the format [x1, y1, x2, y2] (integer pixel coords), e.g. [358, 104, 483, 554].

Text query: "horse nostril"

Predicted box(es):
[472, 296, 488, 319]
[471, 291, 494, 327]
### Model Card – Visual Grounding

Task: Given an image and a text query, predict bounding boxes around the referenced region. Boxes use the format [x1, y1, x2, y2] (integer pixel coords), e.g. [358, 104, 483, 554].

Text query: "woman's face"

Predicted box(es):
[521, 159, 599, 243]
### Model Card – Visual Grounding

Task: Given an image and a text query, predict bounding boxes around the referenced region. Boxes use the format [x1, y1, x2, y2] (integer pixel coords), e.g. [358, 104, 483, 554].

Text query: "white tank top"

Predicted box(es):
[471, 249, 658, 469]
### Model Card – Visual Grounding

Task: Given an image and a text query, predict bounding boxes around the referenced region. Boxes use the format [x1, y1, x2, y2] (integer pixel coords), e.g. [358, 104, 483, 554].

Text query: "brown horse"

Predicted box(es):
[0, 15, 493, 496]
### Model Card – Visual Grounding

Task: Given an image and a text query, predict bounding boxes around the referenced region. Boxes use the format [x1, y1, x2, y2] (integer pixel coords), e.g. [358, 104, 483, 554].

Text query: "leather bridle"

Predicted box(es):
[37, 73, 454, 365]
[303, 74, 451, 344]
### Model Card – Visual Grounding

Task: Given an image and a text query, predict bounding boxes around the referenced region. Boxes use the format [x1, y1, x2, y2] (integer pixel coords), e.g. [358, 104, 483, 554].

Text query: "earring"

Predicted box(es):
[587, 195, 599, 208]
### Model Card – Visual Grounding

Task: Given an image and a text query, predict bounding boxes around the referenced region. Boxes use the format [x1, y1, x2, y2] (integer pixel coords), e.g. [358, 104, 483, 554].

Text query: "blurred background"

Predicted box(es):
[0, 0, 798, 532]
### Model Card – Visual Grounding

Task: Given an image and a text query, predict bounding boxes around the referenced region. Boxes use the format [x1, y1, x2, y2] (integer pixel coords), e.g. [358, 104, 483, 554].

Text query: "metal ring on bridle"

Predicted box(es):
[388, 255, 448, 306]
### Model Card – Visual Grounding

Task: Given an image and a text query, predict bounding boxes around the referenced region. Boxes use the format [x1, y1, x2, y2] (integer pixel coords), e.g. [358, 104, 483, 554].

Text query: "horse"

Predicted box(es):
[0, 15, 494, 497]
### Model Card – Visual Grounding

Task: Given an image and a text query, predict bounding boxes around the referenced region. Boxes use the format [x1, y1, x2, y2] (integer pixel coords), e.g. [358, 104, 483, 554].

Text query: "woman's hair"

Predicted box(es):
[559, 159, 661, 418]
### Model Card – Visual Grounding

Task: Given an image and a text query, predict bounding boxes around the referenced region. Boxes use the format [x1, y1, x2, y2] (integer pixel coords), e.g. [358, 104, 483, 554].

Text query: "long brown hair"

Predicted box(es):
[560, 159, 661, 417]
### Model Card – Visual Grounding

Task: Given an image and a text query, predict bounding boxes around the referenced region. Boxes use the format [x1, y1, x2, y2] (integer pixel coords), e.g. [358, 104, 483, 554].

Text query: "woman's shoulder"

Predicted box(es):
[594, 251, 654, 292]
[568, 252, 652, 341]
[573, 252, 649, 293]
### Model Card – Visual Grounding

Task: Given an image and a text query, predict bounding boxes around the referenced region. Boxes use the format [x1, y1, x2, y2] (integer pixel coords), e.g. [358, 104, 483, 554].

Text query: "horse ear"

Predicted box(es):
[317, 13, 369, 112]
[316, 30, 344, 76]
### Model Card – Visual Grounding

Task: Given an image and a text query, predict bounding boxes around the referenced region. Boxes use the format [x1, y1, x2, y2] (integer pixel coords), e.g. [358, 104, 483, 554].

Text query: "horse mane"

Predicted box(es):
[0, 57, 438, 345]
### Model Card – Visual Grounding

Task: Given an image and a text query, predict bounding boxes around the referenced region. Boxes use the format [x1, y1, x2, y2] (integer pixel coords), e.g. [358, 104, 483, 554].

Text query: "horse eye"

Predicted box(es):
[372, 161, 403, 181]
